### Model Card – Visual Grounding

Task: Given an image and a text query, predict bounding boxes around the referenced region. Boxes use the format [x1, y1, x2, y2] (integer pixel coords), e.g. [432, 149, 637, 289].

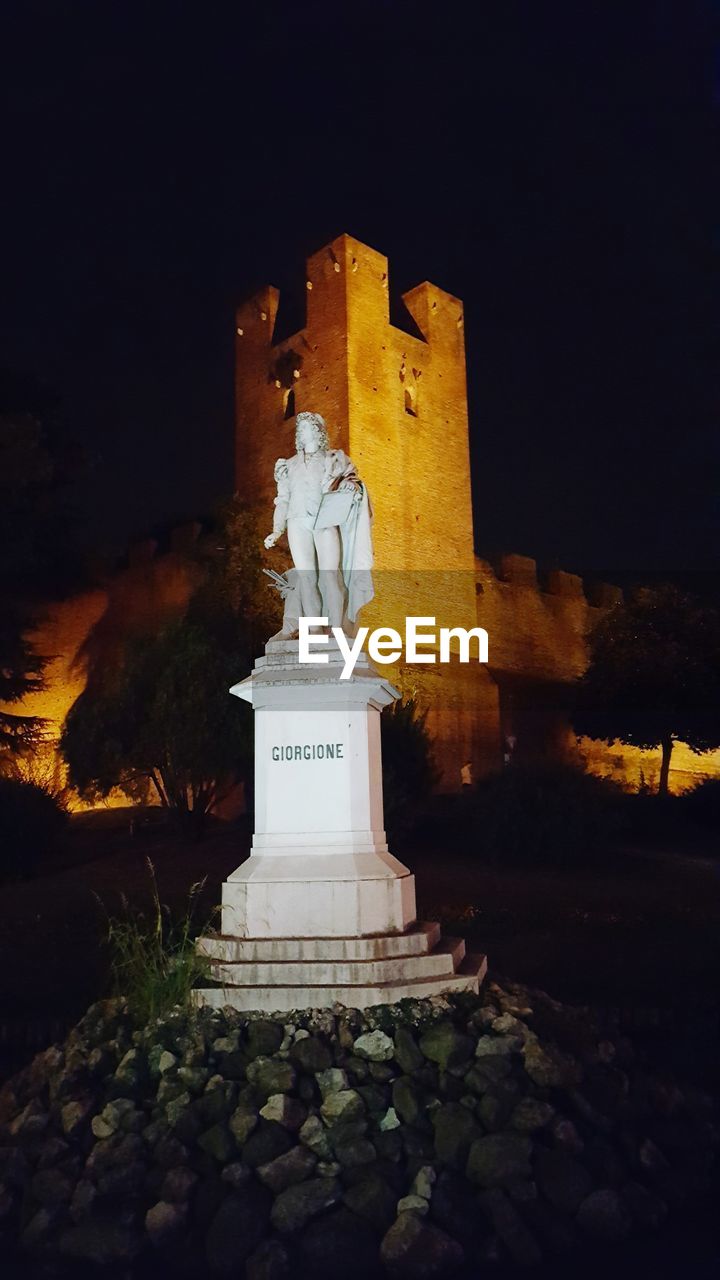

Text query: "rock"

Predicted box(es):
[380, 1210, 465, 1278]
[354, 1030, 395, 1062]
[36, 1136, 70, 1169]
[344, 1171, 397, 1230]
[464, 1059, 512, 1094]
[475, 1034, 522, 1057]
[158, 1074, 188, 1106]
[246, 1057, 296, 1099]
[466, 1134, 532, 1189]
[357, 1082, 390, 1114]
[320, 1089, 365, 1126]
[166, 1091, 192, 1129]
[523, 1041, 580, 1090]
[534, 1146, 594, 1213]
[91, 1098, 140, 1139]
[257, 1144, 317, 1193]
[271, 1176, 343, 1234]
[621, 1180, 667, 1230]
[411, 1166, 436, 1200]
[60, 1096, 94, 1138]
[197, 1122, 236, 1163]
[432, 1103, 480, 1169]
[638, 1137, 670, 1177]
[316, 1067, 349, 1098]
[430, 1170, 487, 1253]
[318, 1160, 342, 1177]
[178, 1065, 209, 1092]
[492, 1013, 530, 1039]
[229, 1103, 259, 1145]
[346, 1055, 370, 1082]
[477, 1088, 517, 1132]
[246, 1237, 291, 1280]
[243, 1121, 294, 1168]
[394, 1027, 425, 1074]
[583, 1136, 627, 1187]
[576, 1188, 631, 1241]
[550, 1117, 584, 1155]
[205, 1184, 272, 1274]
[259, 1093, 306, 1130]
[522, 1198, 579, 1254]
[8, 1099, 49, 1141]
[220, 1162, 251, 1191]
[392, 1076, 424, 1127]
[333, 1135, 377, 1168]
[145, 1199, 186, 1247]
[0, 1145, 30, 1189]
[299, 1114, 334, 1160]
[289, 1035, 332, 1074]
[21, 1206, 66, 1254]
[402, 1126, 436, 1162]
[59, 1219, 143, 1265]
[158, 1050, 178, 1075]
[112, 1047, 146, 1096]
[30, 1167, 75, 1206]
[298, 1207, 380, 1280]
[398, 1193, 430, 1215]
[161, 1165, 199, 1202]
[155, 1134, 190, 1168]
[510, 1099, 555, 1132]
[419, 1022, 474, 1072]
[376, 1129, 404, 1163]
[369, 1061, 396, 1082]
[380, 1107, 402, 1131]
[247, 1020, 284, 1060]
[479, 1188, 542, 1266]
[69, 1179, 96, 1223]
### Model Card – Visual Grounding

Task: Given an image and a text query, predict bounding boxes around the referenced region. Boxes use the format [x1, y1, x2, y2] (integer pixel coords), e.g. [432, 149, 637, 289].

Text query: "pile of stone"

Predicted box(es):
[0, 980, 716, 1278]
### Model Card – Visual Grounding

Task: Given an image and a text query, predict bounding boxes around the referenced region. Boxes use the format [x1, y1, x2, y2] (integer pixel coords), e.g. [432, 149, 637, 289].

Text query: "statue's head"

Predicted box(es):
[295, 411, 329, 455]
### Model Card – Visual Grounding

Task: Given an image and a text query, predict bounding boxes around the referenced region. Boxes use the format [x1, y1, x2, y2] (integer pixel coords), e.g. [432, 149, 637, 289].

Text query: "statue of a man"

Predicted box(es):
[264, 411, 373, 637]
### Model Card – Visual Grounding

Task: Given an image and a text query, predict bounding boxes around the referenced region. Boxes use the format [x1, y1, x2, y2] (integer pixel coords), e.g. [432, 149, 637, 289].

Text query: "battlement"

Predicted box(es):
[476, 553, 623, 607]
[234, 233, 465, 355]
[473, 553, 623, 683]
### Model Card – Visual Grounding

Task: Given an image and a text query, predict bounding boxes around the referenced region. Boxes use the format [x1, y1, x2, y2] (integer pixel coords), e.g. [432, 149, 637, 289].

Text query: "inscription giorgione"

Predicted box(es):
[271, 743, 345, 762]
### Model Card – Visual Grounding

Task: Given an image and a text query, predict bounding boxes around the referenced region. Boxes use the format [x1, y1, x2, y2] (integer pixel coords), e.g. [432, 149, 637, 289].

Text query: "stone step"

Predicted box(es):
[205, 936, 465, 989]
[193, 950, 488, 1013]
[197, 921, 441, 964]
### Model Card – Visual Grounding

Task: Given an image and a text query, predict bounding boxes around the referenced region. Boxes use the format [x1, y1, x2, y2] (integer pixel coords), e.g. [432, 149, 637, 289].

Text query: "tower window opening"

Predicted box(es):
[283, 388, 296, 419]
[404, 387, 417, 417]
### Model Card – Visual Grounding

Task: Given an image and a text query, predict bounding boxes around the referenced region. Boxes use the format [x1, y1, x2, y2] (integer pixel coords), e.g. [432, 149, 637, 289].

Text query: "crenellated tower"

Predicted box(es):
[235, 234, 477, 641]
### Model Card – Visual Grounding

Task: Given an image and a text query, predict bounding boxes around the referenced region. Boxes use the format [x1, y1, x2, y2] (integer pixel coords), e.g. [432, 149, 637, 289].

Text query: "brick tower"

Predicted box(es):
[235, 233, 499, 786]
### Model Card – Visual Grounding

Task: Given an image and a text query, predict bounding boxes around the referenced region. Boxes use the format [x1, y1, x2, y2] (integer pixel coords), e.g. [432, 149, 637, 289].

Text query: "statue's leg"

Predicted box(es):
[314, 526, 345, 630]
[287, 520, 323, 620]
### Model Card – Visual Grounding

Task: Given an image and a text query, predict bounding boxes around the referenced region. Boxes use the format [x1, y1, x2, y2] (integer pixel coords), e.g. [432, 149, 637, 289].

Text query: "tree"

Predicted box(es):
[572, 585, 720, 795]
[0, 370, 87, 762]
[61, 499, 279, 835]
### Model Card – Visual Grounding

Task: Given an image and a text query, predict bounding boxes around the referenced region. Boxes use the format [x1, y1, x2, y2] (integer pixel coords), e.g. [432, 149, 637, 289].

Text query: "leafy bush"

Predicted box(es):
[0, 777, 68, 881]
[102, 860, 214, 1024]
[467, 763, 624, 868]
[381, 697, 439, 841]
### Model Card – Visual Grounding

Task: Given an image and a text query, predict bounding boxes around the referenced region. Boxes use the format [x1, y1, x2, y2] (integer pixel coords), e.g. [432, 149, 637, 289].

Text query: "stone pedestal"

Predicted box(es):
[195, 639, 486, 1010]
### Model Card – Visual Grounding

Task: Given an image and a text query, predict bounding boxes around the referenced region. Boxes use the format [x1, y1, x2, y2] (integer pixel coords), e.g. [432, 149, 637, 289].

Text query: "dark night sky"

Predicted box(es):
[1, 1, 717, 578]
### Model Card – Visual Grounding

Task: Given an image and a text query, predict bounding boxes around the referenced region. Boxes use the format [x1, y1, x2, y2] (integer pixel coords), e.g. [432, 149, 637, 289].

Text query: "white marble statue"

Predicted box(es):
[264, 411, 373, 637]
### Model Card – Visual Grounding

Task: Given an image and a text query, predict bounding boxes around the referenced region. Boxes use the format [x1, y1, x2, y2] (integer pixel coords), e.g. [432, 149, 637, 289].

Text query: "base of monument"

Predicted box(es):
[193, 921, 487, 1012]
